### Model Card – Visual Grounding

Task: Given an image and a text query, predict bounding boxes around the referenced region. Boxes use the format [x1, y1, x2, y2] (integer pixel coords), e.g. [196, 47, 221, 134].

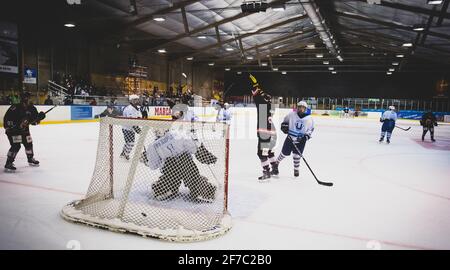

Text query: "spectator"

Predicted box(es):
[64, 96, 73, 105]
[90, 98, 97, 106]
[96, 105, 120, 118]
[44, 95, 54, 105]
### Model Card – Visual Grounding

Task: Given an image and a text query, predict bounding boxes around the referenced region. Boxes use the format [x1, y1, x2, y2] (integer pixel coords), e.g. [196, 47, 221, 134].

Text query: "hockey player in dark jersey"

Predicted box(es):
[249, 74, 278, 181]
[420, 111, 438, 142]
[3, 92, 46, 172]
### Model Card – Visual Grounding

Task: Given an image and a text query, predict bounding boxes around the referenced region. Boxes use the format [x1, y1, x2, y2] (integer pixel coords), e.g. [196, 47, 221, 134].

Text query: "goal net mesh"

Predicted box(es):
[61, 117, 231, 241]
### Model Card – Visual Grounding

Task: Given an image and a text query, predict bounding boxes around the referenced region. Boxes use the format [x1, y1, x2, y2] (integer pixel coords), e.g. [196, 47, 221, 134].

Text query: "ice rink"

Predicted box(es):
[1, 113, 450, 250]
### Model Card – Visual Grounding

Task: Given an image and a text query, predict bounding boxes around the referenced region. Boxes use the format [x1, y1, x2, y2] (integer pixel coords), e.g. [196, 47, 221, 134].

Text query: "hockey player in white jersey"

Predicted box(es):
[121, 94, 145, 160]
[216, 103, 232, 124]
[379, 105, 397, 144]
[146, 105, 217, 202]
[274, 101, 314, 177]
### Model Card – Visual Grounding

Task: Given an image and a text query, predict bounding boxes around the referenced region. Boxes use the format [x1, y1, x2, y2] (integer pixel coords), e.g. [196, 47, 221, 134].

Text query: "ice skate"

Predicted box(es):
[4, 162, 16, 173]
[28, 158, 40, 167]
[294, 169, 299, 177]
[270, 162, 279, 177]
[258, 170, 271, 182]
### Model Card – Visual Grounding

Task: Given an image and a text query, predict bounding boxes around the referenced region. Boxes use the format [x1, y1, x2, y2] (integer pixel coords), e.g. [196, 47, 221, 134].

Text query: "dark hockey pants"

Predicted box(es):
[6, 132, 35, 164]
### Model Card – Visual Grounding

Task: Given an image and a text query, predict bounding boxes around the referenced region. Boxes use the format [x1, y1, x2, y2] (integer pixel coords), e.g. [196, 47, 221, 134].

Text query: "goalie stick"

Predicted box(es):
[288, 136, 334, 187]
[395, 125, 411, 131]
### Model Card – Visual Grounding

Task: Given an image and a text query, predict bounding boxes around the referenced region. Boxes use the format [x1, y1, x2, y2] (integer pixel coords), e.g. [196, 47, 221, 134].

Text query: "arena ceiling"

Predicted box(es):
[6, 0, 450, 73]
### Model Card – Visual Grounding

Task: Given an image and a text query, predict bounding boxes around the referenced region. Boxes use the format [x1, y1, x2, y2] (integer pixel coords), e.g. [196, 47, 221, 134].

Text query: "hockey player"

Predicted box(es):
[249, 74, 278, 181]
[3, 92, 46, 171]
[120, 94, 145, 160]
[343, 106, 350, 118]
[420, 111, 438, 142]
[379, 105, 397, 144]
[216, 102, 232, 124]
[275, 101, 314, 178]
[146, 107, 218, 202]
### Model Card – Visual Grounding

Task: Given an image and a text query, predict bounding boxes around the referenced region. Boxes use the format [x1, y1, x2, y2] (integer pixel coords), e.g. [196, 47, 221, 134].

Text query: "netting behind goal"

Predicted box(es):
[61, 117, 231, 241]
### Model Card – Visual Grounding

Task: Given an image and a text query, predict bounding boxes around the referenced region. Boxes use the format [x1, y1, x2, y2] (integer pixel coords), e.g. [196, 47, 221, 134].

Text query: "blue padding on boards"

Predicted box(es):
[71, 106, 93, 120]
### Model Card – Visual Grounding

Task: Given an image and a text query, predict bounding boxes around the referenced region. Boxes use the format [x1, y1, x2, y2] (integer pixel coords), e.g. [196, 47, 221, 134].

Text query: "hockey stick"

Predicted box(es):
[288, 136, 333, 187]
[44, 105, 58, 114]
[395, 125, 411, 131]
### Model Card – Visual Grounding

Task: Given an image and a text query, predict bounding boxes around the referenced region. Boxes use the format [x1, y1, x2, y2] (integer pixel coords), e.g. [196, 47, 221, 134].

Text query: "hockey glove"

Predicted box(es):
[434, 122, 438, 126]
[38, 111, 46, 121]
[281, 122, 289, 134]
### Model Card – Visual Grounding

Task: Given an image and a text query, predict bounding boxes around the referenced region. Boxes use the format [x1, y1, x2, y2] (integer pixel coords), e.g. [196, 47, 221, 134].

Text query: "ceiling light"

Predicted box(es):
[316, 54, 324, 58]
[402, 43, 413, 47]
[412, 25, 425, 31]
[323, 61, 329, 65]
[272, 67, 278, 71]
[261, 62, 268, 66]
[392, 62, 399, 66]
[337, 55, 344, 62]
[64, 23, 75, 28]
[427, 0, 443, 5]
[158, 49, 166, 53]
[331, 71, 337, 74]
[225, 68, 231, 71]
[237, 71, 242, 74]
[246, 56, 254, 60]
[186, 57, 193, 61]
[328, 67, 334, 71]
[182, 73, 187, 78]
[389, 68, 395, 72]
[197, 35, 207, 39]
[387, 71, 392, 75]
[153, 17, 165, 22]
[306, 44, 315, 49]
[225, 48, 234, 51]
[272, 4, 286, 11]
[208, 62, 215, 66]
[274, 45, 284, 50]
[241, 1, 269, 13]
[396, 54, 404, 58]
[281, 71, 287, 75]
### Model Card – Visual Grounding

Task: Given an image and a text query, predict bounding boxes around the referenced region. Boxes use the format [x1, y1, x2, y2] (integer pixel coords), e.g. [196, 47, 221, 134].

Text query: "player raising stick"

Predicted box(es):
[249, 74, 278, 182]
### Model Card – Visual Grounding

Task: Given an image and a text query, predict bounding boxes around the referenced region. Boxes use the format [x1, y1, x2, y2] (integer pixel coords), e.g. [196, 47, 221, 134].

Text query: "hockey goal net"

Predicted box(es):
[61, 116, 231, 241]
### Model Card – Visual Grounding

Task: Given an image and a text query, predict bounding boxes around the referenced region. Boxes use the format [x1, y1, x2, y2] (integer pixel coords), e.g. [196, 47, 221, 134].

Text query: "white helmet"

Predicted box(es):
[224, 102, 230, 108]
[129, 94, 139, 101]
[297, 100, 308, 108]
[389, 105, 395, 110]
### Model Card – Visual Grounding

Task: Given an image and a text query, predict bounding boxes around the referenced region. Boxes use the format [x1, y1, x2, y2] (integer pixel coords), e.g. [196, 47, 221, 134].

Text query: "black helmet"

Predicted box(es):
[20, 92, 31, 102]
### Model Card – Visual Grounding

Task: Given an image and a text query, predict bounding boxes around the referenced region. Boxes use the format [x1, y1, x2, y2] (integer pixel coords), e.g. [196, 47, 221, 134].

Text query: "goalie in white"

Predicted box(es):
[145, 105, 218, 202]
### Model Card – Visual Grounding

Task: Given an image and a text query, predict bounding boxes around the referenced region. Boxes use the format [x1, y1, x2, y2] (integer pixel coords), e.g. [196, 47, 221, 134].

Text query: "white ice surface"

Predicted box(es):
[1, 116, 450, 250]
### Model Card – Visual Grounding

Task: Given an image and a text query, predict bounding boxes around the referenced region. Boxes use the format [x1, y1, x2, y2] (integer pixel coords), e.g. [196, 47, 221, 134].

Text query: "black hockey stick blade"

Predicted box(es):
[395, 125, 411, 131]
[317, 180, 333, 187]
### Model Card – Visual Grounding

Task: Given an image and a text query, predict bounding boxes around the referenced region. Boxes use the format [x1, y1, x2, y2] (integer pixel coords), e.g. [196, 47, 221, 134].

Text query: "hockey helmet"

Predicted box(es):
[129, 94, 140, 101]
[297, 100, 308, 108]
[389, 105, 395, 110]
